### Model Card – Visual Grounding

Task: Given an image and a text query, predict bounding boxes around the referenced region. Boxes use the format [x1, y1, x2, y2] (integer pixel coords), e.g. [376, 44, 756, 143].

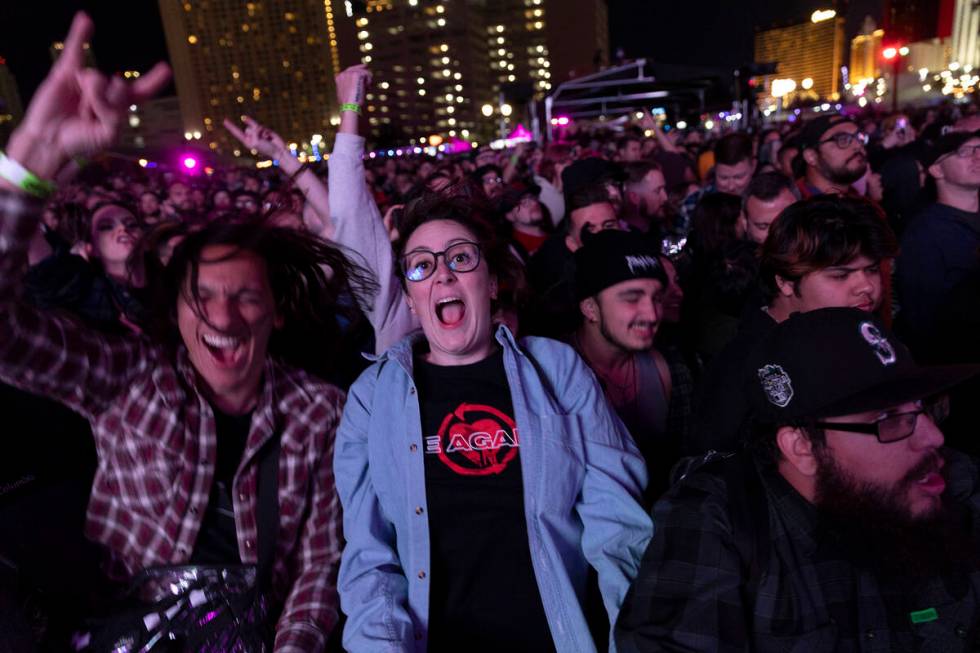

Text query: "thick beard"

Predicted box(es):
[812, 448, 979, 580]
[820, 154, 868, 186]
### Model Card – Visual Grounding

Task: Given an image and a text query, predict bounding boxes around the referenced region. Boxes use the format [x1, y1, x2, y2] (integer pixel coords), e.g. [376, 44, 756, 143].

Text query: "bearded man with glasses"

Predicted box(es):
[795, 115, 871, 199]
[616, 307, 980, 652]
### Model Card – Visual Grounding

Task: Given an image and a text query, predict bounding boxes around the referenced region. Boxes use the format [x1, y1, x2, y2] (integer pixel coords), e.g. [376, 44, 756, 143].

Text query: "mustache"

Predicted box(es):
[902, 451, 944, 486]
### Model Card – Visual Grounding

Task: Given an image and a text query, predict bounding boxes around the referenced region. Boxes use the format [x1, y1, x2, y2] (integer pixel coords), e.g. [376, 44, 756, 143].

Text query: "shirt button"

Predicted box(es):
[864, 629, 876, 640]
[956, 625, 968, 638]
[239, 492, 247, 502]
[417, 570, 426, 579]
[409, 444, 418, 452]
[245, 540, 254, 549]
[415, 506, 424, 515]
[410, 387, 416, 394]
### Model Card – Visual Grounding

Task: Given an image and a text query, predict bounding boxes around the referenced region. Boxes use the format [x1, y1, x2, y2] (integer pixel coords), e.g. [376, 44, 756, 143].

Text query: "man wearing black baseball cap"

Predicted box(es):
[570, 230, 679, 500]
[498, 183, 550, 257]
[617, 307, 980, 651]
[797, 115, 870, 198]
[897, 129, 980, 355]
[526, 165, 625, 337]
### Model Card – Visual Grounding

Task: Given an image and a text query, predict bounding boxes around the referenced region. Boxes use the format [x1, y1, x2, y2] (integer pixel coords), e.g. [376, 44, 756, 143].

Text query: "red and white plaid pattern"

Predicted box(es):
[0, 190, 343, 652]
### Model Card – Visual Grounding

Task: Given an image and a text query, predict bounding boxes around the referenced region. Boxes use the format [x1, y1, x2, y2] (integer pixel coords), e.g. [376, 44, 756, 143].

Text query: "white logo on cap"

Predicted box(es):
[859, 322, 896, 366]
[625, 255, 659, 275]
[758, 364, 794, 408]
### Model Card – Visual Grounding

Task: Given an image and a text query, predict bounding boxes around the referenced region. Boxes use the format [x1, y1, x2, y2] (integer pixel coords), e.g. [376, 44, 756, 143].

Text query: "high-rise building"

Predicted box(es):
[339, 0, 607, 144]
[343, 0, 490, 144]
[754, 9, 846, 104]
[883, 0, 942, 45]
[119, 96, 185, 152]
[486, 0, 551, 98]
[49, 40, 97, 67]
[948, 0, 980, 69]
[0, 56, 23, 145]
[159, 0, 344, 157]
[850, 17, 884, 87]
[545, 0, 608, 83]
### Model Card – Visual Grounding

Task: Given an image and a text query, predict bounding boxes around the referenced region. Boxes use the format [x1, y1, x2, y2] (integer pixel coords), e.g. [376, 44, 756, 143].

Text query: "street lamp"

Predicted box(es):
[481, 103, 494, 117]
[500, 103, 513, 117]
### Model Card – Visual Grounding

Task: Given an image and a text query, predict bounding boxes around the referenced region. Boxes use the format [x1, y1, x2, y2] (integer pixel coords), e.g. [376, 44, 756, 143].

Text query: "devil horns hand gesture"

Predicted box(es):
[6, 12, 171, 182]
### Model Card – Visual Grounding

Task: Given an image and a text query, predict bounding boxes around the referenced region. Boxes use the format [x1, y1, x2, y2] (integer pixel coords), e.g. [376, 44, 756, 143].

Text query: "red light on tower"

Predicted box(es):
[882, 46, 899, 60]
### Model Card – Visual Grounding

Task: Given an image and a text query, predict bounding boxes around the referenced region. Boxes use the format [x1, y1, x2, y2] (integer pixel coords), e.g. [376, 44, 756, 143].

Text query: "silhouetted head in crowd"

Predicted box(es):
[743, 172, 797, 245]
[713, 133, 756, 195]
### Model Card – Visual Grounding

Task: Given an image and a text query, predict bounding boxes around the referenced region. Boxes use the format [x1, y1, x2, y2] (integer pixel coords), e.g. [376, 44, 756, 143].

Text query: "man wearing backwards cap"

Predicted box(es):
[616, 307, 980, 651]
[896, 129, 980, 354]
[570, 230, 677, 501]
[797, 114, 871, 198]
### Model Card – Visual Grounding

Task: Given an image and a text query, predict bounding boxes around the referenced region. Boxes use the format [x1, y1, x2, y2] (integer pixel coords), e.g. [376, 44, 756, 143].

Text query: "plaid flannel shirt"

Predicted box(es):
[616, 450, 980, 652]
[0, 191, 343, 652]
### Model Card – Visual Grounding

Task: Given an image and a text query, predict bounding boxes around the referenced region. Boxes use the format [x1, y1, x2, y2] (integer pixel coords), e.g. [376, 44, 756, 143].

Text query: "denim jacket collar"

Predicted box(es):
[366, 324, 525, 375]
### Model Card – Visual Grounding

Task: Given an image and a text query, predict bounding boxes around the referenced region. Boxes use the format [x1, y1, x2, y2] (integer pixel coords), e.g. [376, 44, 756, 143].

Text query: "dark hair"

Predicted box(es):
[618, 135, 642, 150]
[567, 182, 613, 215]
[86, 200, 141, 243]
[232, 190, 260, 204]
[759, 195, 899, 301]
[689, 192, 744, 257]
[624, 160, 662, 186]
[392, 193, 526, 309]
[745, 171, 794, 204]
[714, 133, 754, 166]
[539, 143, 573, 184]
[747, 418, 827, 464]
[472, 164, 503, 182]
[141, 215, 378, 382]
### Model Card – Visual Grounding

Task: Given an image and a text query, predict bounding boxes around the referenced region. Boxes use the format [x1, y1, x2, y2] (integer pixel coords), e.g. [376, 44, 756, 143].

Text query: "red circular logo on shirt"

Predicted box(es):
[431, 403, 520, 476]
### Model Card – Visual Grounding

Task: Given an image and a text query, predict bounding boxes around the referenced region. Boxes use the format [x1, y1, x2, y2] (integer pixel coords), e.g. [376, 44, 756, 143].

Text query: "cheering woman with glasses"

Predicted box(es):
[334, 193, 652, 653]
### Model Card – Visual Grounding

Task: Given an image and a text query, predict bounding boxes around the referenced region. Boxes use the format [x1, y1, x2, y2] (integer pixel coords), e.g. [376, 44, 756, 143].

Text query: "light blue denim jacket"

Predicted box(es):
[334, 326, 653, 653]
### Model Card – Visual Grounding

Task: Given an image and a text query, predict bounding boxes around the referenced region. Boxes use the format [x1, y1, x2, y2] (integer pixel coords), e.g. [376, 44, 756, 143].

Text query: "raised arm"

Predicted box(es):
[0, 12, 170, 419]
[223, 115, 333, 238]
[327, 65, 418, 353]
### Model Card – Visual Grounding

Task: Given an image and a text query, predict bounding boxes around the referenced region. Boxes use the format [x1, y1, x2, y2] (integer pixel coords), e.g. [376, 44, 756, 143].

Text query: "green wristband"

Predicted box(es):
[340, 102, 362, 115]
[0, 152, 56, 199]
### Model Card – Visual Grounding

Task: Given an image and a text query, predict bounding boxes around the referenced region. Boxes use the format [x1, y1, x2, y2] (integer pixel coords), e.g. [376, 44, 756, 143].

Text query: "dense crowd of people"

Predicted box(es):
[3, 12, 980, 652]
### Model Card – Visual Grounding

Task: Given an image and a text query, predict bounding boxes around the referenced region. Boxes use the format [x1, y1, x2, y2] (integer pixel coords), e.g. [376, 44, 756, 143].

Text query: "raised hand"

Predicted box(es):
[223, 115, 288, 160]
[7, 12, 171, 180]
[335, 64, 372, 107]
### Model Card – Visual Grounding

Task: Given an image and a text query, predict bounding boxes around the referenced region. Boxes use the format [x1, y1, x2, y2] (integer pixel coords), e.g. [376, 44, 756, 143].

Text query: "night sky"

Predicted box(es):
[1, 1, 881, 103]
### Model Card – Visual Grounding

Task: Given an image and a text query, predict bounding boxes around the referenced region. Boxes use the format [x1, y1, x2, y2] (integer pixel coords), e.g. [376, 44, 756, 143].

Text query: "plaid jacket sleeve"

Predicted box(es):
[0, 191, 145, 420]
[273, 385, 346, 653]
[615, 471, 749, 653]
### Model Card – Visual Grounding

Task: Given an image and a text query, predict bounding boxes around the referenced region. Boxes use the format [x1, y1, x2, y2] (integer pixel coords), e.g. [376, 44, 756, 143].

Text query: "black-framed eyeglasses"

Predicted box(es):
[952, 144, 980, 159]
[812, 396, 949, 444]
[818, 131, 869, 150]
[400, 241, 482, 282]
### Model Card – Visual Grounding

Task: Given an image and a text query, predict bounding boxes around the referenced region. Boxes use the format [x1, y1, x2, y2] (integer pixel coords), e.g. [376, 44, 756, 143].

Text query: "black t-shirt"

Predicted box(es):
[190, 407, 252, 565]
[414, 349, 555, 653]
